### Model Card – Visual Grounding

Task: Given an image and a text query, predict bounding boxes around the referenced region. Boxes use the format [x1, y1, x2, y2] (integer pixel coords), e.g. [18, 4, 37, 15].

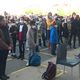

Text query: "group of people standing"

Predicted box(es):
[0, 11, 80, 80]
[0, 16, 28, 80]
[45, 12, 80, 56]
[9, 17, 28, 60]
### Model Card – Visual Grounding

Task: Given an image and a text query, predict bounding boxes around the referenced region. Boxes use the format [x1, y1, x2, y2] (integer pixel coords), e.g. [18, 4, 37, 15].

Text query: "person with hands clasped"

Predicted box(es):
[0, 15, 12, 80]
[26, 20, 37, 66]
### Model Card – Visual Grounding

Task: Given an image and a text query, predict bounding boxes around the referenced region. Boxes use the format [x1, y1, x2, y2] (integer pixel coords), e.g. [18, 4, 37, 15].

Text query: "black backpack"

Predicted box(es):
[42, 62, 56, 80]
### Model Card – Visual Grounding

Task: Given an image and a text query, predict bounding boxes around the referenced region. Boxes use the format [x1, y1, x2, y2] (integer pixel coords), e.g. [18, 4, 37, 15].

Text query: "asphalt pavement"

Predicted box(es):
[6, 41, 80, 80]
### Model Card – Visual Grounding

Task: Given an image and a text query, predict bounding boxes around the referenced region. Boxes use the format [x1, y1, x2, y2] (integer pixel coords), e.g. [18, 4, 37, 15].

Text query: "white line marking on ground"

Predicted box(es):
[40, 52, 53, 56]
[7, 58, 12, 61]
[10, 67, 27, 75]
[10, 63, 67, 78]
[40, 48, 48, 52]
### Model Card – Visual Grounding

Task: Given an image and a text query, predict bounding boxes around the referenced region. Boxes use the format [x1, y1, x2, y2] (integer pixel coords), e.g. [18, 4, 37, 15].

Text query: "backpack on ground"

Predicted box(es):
[29, 53, 41, 66]
[42, 62, 56, 80]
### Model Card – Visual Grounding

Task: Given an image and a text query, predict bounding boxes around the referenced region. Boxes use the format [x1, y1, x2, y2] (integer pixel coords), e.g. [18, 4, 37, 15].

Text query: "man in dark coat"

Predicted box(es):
[17, 17, 28, 60]
[69, 13, 78, 49]
[0, 15, 12, 80]
[76, 15, 80, 47]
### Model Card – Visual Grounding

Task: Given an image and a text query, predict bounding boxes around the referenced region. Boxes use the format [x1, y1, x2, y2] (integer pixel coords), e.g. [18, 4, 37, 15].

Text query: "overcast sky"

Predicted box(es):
[0, 0, 80, 15]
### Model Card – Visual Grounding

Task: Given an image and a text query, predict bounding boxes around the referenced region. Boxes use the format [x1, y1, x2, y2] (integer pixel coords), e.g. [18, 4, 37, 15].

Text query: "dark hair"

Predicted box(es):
[11, 19, 15, 23]
[76, 15, 80, 19]
[72, 12, 76, 15]
[0, 15, 4, 22]
[72, 12, 76, 17]
[48, 12, 52, 15]
[30, 20, 35, 26]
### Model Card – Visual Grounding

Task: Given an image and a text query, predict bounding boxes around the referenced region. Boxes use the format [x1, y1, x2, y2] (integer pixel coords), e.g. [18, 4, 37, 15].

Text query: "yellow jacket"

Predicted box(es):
[46, 19, 55, 30]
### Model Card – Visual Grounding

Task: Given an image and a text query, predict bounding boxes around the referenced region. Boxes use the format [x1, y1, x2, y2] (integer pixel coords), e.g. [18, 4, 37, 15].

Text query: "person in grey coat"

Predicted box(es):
[26, 20, 37, 66]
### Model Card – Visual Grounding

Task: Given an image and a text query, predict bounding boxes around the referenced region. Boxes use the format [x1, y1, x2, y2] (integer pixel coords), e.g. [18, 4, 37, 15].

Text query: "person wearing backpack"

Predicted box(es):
[50, 23, 58, 56]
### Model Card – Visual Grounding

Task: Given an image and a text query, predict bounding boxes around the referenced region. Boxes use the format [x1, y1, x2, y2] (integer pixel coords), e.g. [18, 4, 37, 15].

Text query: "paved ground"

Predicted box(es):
[5, 45, 80, 80]
[6, 47, 53, 74]
[5, 39, 80, 80]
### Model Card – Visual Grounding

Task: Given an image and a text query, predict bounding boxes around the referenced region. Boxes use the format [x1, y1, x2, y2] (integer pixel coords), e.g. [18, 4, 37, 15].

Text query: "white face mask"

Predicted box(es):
[54, 16, 57, 19]
[73, 15, 76, 19]
[55, 25, 58, 28]
[39, 18, 42, 22]
[20, 20, 24, 23]
[32, 26, 36, 29]
[48, 16, 52, 19]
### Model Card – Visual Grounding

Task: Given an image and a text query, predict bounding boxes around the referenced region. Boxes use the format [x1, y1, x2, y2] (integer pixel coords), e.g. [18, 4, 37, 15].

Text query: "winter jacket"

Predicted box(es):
[76, 19, 80, 35]
[0, 25, 11, 50]
[62, 23, 69, 38]
[46, 19, 55, 30]
[27, 27, 36, 49]
[17, 23, 28, 41]
[71, 18, 78, 34]
[10, 23, 18, 39]
[50, 26, 58, 44]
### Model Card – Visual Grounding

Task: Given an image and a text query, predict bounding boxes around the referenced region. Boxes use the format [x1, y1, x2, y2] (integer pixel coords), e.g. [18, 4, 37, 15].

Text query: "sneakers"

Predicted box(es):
[26, 62, 29, 67]
[0, 75, 10, 80]
[17, 56, 24, 60]
[73, 46, 76, 49]
[4, 75, 10, 79]
[21, 57, 25, 60]
[11, 55, 17, 58]
[17, 56, 21, 59]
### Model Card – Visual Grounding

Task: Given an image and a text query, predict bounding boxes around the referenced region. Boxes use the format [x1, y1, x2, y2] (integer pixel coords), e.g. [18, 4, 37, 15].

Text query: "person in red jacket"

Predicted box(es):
[17, 17, 28, 60]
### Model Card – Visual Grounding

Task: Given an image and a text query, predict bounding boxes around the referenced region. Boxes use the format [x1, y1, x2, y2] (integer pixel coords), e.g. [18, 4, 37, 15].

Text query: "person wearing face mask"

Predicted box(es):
[26, 20, 37, 66]
[46, 12, 56, 49]
[17, 17, 28, 60]
[68, 12, 77, 49]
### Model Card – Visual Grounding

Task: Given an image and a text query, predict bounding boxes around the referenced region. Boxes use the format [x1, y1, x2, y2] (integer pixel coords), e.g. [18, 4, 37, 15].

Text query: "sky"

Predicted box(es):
[0, 0, 80, 15]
